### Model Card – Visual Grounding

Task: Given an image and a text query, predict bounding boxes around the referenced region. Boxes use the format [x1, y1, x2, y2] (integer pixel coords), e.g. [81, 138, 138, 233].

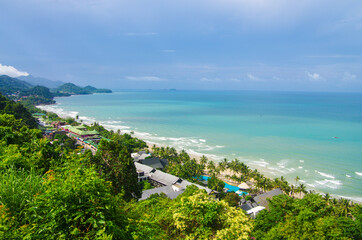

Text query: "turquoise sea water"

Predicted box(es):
[39, 90, 362, 202]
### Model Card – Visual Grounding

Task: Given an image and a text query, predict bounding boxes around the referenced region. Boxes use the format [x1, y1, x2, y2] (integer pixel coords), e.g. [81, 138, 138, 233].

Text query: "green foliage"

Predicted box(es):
[20, 85, 54, 99]
[0, 93, 38, 128]
[54, 134, 76, 150]
[93, 139, 142, 201]
[207, 175, 225, 193]
[222, 192, 241, 208]
[253, 194, 361, 240]
[152, 147, 203, 182]
[141, 181, 153, 190]
[126, 189, 253, 240]
[24, 164, 130, 239]
[0, 75, 32, 95]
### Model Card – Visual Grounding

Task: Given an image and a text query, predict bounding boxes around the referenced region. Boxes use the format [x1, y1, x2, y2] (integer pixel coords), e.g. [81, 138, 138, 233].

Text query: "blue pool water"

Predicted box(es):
[198, 175, 248, 195]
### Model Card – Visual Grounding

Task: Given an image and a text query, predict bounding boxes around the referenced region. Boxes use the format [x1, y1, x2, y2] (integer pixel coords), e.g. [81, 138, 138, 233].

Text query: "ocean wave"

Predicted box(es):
[316, 171, 335, 179]
[37, 104, 78, 119]
[346, 175, 351, 178]
[186, 149, 225, 161]
[335, 195, 362, 204]
[315, 179, 342, 189]
[356, 172, 362, 177]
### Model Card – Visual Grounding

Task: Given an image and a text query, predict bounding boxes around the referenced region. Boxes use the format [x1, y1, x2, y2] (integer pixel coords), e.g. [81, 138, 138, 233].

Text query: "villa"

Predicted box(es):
[135, 162, 216, 200]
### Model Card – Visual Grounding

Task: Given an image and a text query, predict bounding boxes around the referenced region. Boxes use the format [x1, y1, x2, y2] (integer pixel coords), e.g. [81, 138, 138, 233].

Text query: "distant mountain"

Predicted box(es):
[0, 75, 32, 95]
[18, 75, 64, 88]
[53, 83, 112, 96]
[83, 85, 112, 93]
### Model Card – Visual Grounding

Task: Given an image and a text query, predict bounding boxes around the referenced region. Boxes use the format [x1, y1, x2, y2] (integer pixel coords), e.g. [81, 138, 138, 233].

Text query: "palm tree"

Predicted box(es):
[299, 184, 307, 194]
[294, 176, 300, 185]
[200, 156, 208, 168]
[338, 198, 352, 217]
[219, 158, 228, 172]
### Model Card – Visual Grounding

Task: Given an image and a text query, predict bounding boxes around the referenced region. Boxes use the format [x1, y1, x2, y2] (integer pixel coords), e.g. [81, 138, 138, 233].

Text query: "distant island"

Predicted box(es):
[0, 75, 112, 108]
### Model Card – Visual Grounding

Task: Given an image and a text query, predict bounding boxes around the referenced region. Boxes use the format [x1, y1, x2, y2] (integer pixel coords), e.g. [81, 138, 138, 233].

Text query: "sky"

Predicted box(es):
[0, 0, 362, 91]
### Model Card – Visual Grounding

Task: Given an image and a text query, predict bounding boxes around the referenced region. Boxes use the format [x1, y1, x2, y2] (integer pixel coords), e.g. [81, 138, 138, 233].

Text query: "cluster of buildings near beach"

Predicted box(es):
[34, 113, 285, 218]
[132, 150, 284, 218]
[34, 113, 103, 153]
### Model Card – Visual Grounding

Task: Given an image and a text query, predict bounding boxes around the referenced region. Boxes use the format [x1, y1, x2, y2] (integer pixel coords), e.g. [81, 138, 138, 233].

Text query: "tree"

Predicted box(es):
[94, 139, 142, 201]
[223, 192, 241, 208]
[295, 176, 300, 185]
[172, 191, 253, 239]
[207, 175, 225, 193]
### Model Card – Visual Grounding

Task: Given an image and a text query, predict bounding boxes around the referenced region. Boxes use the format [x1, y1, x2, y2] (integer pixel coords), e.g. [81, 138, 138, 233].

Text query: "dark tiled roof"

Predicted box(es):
[253, 188, 284, 209]
[240, 202, 253, 211]
[141, 158, 165, 169]
[140, 186, 183, 200]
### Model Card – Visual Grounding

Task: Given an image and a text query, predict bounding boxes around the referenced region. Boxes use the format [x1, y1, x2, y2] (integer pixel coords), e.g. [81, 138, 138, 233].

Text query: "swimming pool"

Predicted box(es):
[197, 175, 248, 196]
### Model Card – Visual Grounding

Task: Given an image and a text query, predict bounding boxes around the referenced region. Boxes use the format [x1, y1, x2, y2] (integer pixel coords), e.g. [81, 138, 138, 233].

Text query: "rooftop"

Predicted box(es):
[63, 125, 99, 136]
[253, 188, 284, 209]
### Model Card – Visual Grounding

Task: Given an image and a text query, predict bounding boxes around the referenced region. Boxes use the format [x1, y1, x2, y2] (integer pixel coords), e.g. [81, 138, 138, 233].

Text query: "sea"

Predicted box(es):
[38, 90, 362, 202]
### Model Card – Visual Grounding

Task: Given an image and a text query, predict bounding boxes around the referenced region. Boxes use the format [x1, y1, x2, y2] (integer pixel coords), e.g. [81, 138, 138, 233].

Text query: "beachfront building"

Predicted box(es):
[240, 188, 284, 218]
[253, 188, 283, 209]
[62, 125, 101, 142]
[135, 162, 216, 200]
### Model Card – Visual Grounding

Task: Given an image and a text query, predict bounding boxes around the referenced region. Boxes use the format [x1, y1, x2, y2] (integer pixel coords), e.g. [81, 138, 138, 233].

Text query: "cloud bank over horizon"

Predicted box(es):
[0, 0, 361, 91]
[0, 64, 29, 77]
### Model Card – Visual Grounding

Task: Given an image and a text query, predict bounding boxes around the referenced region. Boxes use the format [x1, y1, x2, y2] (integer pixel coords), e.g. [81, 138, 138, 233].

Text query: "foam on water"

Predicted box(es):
[356, 172, 362, 177]
[315, 179, 342, 189]
[316, 171, 335, 179]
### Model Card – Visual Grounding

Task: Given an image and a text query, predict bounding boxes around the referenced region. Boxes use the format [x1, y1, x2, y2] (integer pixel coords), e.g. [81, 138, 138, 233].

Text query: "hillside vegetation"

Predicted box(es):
[0, 75, 32, 95]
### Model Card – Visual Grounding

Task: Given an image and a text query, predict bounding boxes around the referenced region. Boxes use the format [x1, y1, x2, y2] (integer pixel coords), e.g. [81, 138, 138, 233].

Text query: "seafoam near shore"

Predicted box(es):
[37, 90, 362, 202]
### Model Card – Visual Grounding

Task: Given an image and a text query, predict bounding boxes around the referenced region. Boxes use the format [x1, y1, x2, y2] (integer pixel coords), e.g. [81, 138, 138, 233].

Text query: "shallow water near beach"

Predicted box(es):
[39, 90, 362, 202]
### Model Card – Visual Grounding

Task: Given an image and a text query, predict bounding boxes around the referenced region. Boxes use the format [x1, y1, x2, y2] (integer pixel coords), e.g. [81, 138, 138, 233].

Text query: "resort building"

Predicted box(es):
[61, 125, 101, 142]
[135, 162, 216, 200]
[253, 188, 283, 209]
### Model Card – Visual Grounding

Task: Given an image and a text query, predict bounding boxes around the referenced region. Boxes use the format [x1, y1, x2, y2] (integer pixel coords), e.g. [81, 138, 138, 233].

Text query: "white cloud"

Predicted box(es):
[307, 72, 324, 81]
[126, 76, 165, 81]
[273, 76, 281, 80]
[247, 73, 261, 81]
[0, 64, 29, 77]
[200, 77, 220, 82]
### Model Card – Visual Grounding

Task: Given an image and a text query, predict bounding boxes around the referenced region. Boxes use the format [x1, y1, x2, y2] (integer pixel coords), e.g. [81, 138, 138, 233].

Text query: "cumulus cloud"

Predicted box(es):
[0, 64, 29, 77]
[126, 76, 165, 81]
[307, 72, 324, 81]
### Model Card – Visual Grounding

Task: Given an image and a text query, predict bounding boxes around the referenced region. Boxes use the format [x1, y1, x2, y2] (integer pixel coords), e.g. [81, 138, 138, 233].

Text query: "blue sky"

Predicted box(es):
[0, 0, 362, 91]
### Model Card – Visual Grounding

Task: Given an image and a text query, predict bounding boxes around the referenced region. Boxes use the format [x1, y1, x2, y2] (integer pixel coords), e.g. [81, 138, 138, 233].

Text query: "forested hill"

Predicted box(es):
[53, 83, 112, 96]
[0, 75, 112, 99]
[0, 75, 33, 95]
[0, 93, 38, 128]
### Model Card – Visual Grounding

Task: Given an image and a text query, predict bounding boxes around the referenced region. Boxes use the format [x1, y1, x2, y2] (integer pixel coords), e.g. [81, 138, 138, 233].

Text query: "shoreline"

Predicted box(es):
[36, 100, 362, 204]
